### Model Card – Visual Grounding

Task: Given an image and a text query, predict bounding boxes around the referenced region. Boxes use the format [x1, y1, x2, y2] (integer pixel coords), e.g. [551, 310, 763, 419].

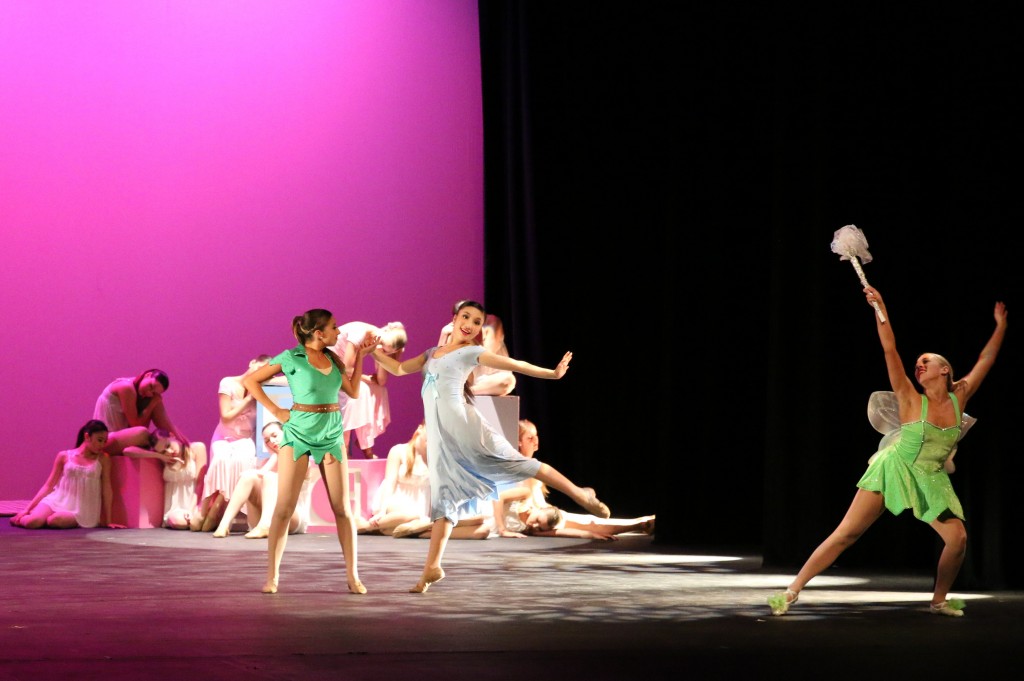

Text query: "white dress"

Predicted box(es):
[370, 443, 431, 516]
[162, 456, 199, 525]
[93, 378, 132, 430]
[420, 345, 541, 523]
[42, 452, 102, 528]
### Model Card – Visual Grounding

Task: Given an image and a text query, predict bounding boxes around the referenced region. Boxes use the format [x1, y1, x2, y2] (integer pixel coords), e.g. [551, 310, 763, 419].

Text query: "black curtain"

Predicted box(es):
[477, 3, 1021, 586]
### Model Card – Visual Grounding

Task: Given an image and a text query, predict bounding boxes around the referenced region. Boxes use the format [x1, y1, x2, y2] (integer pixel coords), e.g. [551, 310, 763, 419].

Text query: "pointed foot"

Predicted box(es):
[410, 567, 445, 593]
[581, 488, 611, 519]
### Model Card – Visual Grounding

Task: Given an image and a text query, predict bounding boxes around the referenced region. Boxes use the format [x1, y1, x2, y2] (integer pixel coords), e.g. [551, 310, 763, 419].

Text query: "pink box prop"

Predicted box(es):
[308, 458, 387, 530]
[109, 456, 164, 529]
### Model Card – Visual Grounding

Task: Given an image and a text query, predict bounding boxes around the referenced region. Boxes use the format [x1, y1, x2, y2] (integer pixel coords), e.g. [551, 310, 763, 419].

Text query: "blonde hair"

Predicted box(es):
[380, 322, 408, 352]
[930, 353, 956, 392]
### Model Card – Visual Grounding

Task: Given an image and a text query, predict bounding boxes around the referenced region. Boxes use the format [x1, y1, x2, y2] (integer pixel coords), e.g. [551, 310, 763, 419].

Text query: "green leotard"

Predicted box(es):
[857, 393, 964, 522]
[271, 345, 344, 465]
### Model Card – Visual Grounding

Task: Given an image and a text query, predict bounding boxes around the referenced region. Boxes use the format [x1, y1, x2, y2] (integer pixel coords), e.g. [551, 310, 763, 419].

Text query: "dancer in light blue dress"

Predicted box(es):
[373, 299, 611, 593]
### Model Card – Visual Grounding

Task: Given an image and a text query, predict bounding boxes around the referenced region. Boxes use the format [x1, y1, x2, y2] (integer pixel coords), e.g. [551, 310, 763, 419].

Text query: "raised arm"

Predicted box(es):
[955, 301, 1008, 407]
[864, 287, 915, 404]
[340, 332, 379, 398]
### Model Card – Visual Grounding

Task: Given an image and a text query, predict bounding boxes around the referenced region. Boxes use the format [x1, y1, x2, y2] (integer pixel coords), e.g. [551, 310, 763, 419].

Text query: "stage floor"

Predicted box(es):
[2, 519, 1023, 680]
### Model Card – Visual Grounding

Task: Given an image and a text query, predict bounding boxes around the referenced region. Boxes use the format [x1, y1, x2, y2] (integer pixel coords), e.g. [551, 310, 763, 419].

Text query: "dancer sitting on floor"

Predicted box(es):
[12, 420, 125, 530]
[392, 418, 652, 540]
[212, 421, 319, 538]
[356, 421, 430, 535]
[160, 433, 208, 530]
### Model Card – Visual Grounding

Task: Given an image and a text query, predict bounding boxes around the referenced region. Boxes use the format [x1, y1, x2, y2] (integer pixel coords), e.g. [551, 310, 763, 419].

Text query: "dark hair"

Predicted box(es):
[76, 419, 109, 446]
[134, 369, 169, 392]
[453, 299, 486, 317]
[133, 369, 169, 414]
[451, 300, 487, 402]
[291, 309, 343, 370]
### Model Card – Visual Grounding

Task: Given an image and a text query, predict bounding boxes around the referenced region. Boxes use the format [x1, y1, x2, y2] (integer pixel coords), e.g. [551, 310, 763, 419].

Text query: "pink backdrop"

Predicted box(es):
[0, 1, 483, 500]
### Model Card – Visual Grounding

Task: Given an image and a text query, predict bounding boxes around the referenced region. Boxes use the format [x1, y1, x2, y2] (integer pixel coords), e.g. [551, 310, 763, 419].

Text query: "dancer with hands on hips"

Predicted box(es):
[243, 309, 378, 595]
[372, 299, 611, 593]
[769, 285, 1007, 618]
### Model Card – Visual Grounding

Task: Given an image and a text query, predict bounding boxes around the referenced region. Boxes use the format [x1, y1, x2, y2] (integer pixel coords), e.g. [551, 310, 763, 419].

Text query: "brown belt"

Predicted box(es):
[291, 402, 340, 413]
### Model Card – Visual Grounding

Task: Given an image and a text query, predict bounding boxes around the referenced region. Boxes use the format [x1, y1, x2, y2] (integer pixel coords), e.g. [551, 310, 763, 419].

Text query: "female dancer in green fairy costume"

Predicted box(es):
[769, 286, 1007, 618]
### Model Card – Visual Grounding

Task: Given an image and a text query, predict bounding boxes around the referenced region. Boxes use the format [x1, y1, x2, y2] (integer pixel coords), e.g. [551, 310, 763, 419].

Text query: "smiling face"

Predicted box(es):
[914, 353, 951, 386]
[450, 305, 485, 344]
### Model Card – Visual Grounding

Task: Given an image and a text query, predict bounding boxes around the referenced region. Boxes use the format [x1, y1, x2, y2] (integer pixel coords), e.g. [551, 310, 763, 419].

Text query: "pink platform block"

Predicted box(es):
[109, 457, 164, 528]
[308, 458, 387, 531]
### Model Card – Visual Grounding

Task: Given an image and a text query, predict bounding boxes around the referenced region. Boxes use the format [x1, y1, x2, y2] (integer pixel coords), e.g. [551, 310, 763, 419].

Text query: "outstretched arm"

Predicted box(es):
[478, 351, 572, 380]
[372, 348, 427, 377]
[956, 301, 1008, 407]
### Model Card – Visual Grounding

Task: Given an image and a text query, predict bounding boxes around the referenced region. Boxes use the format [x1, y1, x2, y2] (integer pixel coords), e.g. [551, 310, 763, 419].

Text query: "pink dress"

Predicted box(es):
[331, 322, 391, 451]
[204, 376, 258, 500]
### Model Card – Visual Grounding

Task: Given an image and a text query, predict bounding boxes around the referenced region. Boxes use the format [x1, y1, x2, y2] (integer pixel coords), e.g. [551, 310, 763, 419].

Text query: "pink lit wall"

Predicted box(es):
[0, 1, 483, 500]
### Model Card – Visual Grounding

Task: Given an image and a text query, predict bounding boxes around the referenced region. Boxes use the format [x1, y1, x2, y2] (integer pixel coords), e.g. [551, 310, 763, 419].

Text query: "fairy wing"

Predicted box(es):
[866, 390, 977, 472]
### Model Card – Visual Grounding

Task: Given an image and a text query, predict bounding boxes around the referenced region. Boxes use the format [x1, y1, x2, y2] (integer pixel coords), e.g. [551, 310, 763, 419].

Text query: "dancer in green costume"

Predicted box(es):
[245, 309, 378, 595]
[770, 285, 1007, 618]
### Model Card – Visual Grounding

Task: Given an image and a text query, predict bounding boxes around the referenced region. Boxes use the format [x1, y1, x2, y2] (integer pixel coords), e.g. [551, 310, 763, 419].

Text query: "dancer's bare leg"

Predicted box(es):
[534, 463, 610, 518]
[199, 493, 226, 532]
[246, 473, 279, 538]
[213, 472, 263, 537]
[320, 453, 365, 594]
[563, 515, 653, 535]
[411, 518, 453, 593]
[787, 489, 885, 596]
[263, 449, 305, 594]
[929, 517, 967, 606]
